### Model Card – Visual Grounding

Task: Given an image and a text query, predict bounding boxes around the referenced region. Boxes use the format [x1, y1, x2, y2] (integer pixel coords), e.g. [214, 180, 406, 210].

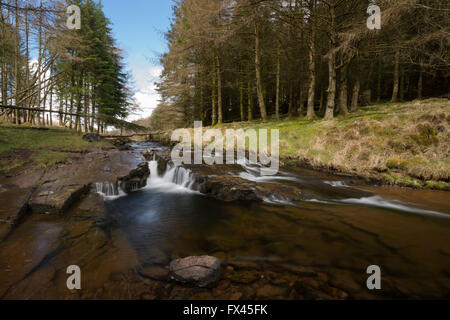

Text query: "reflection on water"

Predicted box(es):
[104, 143, 450, 298]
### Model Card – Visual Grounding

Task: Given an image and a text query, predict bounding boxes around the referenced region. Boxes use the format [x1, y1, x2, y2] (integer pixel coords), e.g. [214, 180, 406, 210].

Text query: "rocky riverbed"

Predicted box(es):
[1, 141, 449, 300]
[0, 188, 350, 300]
[0, 141, 354, 300]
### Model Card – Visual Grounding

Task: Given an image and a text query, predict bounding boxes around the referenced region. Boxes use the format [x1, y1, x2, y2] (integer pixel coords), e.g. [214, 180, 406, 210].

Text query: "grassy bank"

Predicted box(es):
[225, 99, 450, 189]
[173, 99, 449, 190]
[0, 124, 103, 173]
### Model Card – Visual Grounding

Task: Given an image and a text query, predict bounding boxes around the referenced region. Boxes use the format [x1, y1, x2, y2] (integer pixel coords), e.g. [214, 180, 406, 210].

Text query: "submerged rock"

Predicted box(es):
[256, 285, 289, 299]
[139, 266, 169, 281]
[169, 255, 221, 288]
[225, 270, 260, 284]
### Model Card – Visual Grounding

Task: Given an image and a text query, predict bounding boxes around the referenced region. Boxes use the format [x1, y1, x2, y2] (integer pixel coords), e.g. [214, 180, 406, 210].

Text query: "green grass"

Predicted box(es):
[0, 124, 102, 171]
[31, 150, 69, 168]
[0, 158, 27, 172]
[0, 125, 100, 153]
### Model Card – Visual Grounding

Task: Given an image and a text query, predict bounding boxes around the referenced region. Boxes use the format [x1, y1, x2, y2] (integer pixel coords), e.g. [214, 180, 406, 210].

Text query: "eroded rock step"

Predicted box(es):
[29, 150, 150, 215]
[143, 149, 304, 203]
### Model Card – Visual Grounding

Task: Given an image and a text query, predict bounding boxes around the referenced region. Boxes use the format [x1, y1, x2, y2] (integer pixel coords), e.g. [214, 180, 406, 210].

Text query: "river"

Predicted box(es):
[101, 142, 450, 299]
[1, 142, 449, 299]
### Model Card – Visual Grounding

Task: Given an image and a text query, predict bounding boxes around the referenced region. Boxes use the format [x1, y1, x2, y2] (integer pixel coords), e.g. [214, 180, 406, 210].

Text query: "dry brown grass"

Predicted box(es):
[170, 99, 450, 189]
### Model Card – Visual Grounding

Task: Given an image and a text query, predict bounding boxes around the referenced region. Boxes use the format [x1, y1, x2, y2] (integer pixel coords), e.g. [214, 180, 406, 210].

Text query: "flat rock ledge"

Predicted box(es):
[29, 184, 89, 215]
[169, 256, 221, 288]
[28, 151, 149, 215]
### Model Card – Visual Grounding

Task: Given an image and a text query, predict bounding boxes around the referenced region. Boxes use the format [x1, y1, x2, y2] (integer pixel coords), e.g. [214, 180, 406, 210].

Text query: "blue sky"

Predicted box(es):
[100, 0, 174, 120]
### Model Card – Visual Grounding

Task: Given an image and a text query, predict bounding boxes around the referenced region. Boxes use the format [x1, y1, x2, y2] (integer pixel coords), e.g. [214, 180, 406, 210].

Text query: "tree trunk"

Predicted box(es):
[298, 87, 304, 116]
[319, 88, 325, 115]
[306, 0, 317, 120]
[247, 79, 253, 121]
[391, 49, 400, 102]
[69, 84, 74, 130]
[75, 73, 83, 132]
[339, 65, 348, 116]
[399, 67, 405, 101]
[14, 0, 20, 124]
[324, 56, 337, 120]
[275, 48, 281, 121]
[288, 84, 294, 117]
[64, 96, 68, 125]
[200, 81, 204, 122]
[49, 85, 53, 126]
[404, 72, 410, 101]
[0, 64, 6, 106]
[211, 63, 217, 125]
[59, 91, 64, 126]
[24, 8, 30, 121]
[216, 55, 223, 124]
[84, 79, 88, 132]
[418, 63, 423, 100]
[0, 7, 6, 109]
[91, 88, 96, 132]
[42, 86, 47, 126]
[255, 24, 267, 122]
[350, 76, 360, 112]
[377, 60, 382, 103]
[324, 4, 337, 120]
[37, 0, 44, 124]
[240, 80, 245, 122]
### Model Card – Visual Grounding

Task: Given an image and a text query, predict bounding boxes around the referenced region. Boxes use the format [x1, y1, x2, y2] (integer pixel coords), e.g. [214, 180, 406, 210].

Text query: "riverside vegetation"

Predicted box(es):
[154, 99, 450, 191]
[146, 0, 449, 190]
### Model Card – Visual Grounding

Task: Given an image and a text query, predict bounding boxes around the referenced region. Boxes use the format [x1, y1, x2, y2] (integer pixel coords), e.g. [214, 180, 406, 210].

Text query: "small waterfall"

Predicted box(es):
[147, 160, 195, 190]
[96, 182, 118, 196]
[127, 181, 141, 192]
[149, 159, 159, 179]
[172, 166, 195, 188]
[161, 166, 176, 183]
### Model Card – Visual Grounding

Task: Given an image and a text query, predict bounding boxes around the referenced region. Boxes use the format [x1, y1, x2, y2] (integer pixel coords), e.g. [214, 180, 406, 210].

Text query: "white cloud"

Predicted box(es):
[128, 65, 162, 121]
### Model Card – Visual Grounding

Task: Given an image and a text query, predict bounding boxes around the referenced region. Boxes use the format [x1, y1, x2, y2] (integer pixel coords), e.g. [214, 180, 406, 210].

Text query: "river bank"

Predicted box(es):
[157, 99, 450, 191]
[0, 126, 149, 241]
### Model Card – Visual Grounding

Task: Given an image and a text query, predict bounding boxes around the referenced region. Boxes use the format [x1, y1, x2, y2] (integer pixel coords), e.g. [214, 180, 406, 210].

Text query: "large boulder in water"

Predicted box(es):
[169, 256, 221, 288]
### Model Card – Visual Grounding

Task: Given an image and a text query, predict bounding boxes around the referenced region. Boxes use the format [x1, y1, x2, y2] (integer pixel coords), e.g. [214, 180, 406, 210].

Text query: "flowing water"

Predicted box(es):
[103, 142, 450, 299]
